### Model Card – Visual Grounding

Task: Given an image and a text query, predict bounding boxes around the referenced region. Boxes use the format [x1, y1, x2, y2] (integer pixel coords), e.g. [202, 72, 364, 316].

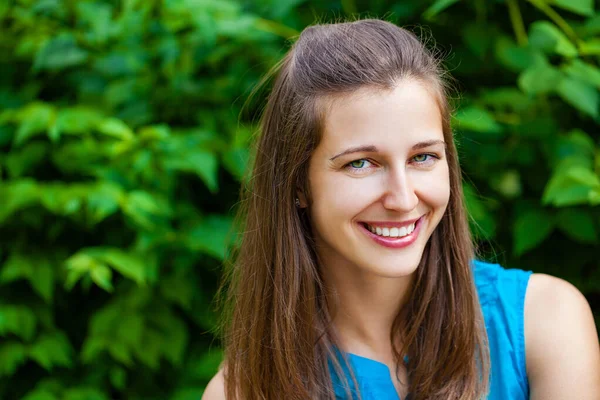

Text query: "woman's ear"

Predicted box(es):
[296, 190, 308, 208]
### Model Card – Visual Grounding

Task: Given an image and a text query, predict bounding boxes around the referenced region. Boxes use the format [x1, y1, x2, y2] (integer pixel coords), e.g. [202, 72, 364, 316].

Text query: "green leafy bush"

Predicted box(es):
[0, 0, 598, 398]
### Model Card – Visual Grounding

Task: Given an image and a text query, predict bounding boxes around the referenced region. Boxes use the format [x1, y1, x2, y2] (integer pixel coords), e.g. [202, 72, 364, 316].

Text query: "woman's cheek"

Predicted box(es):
[323, 175, 380, 208]
[417, 166, 450, 207]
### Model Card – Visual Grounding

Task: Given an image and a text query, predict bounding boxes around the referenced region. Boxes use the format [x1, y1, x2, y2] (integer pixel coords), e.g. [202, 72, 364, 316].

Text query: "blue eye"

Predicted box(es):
[413, 154, 430, 162]
[412, 154, 438, 164]
[344, 159, 374, 174]
[349, 159, 368, 169]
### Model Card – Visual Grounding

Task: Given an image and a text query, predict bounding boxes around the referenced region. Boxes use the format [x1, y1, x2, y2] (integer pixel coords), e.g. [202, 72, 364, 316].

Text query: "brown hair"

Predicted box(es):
[219, 19, 490, 400]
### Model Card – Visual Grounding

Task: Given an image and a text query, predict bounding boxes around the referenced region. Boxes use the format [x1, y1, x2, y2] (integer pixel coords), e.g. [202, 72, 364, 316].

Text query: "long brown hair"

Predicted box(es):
[219, 19, 490, 400]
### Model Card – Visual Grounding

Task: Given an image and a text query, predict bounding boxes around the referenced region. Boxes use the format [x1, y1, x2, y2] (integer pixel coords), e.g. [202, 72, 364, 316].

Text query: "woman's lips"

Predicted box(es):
[359, 216, 424, 249]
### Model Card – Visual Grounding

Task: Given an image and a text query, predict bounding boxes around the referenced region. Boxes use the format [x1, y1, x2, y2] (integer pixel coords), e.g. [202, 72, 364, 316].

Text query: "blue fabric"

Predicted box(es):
[330, 260, 533, 400]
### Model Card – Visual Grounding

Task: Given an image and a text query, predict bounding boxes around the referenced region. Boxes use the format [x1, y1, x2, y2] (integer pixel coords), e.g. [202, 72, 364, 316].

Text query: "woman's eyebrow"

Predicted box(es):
[329, 140, 446, 161]
[412, 139, 446, 150]
[329, 145, 378, 161]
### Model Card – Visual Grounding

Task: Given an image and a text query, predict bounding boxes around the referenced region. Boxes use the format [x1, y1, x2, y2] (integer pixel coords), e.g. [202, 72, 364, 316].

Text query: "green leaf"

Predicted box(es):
[90, 248, 147, 285]
[1, 255, 55, 304]
[24, 378, 64, 396]
[63, 387, 109, 400]
[85, 182, 124, 225]
[88, 303, 122, 337]
[222, 147, 249, 181]
[139, 125, 170, 141]
[40, 184, 84, 216]
[0, 341, 28, 376]
[123, 191, 171, 231]
[29, 260, 55, 303]
[0, 305, 37, 341]
[89, 263, 114, 292]
[511, 117, 558, 139]
[423, 0, 460, 20]
[495, 37, 545, 72]
[80, 337, 108, 364]
[529, 21, 578, 57]
[133, 329, 161, 369]
[160, 314, 188, 366]
[263, 0, 305, 19]
[462, 23, 494, 59]
[96, 118, 134, 140]
[13, 103, 56, 147]
[513, 209, 554, 256]
[518, 62, 563, 95]
[164, 150, 219, 193]
[107, 340, 134, 366]
[5, 142, 48, 178]
[0, 253, 32, 284]
[50, 107, 103, 138]
[191, 349, 223, 380]
[580, 38, 600, 55]
[115, 313, 145, 350]
[184, 214, 233, 260]
[28, 332, 74, 370]
[170, 388, 205, 400]
[555, 130, 596, 164]
[64, 253, 96, 291]
[590, 189, 600, 205]
[120, 286, 153, 310]
[491, 170, 522, 199]
[22, 389, 59, 400]
[463, 184, 497, 239]
[34, 33, 88, 71]
[555, 209, 598, 243]
[0, 179, 39, 223]
[556, 77, 599, 118]
[550, 0, 594, 16]
[543, 165, 600, 206]
[0, 125, 14, 146]
[109, 366, 127, 390]
[480, 87, 534, 112]
[76, 2, 114, 45]
[453, 106, 502, 135]
[563, 60, 600, 89]
[160, 273, 195, 310]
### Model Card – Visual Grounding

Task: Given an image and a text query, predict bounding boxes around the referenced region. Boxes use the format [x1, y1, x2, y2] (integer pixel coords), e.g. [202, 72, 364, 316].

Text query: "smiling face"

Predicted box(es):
[305, 79, 450, 279]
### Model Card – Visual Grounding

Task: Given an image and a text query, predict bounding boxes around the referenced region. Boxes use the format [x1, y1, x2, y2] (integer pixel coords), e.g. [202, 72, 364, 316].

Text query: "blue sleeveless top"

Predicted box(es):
[330, 260, 533, 399]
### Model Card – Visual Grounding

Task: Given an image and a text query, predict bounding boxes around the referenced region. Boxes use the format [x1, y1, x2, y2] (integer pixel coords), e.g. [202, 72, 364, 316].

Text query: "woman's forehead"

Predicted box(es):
[317, 80, 444, 153]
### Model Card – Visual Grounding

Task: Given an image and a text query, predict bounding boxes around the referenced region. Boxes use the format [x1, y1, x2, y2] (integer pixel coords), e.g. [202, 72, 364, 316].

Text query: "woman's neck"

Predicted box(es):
[323, 262, 415, 361]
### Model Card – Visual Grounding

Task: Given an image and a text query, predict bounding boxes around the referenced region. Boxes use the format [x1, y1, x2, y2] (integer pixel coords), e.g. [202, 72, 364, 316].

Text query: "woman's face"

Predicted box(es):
[305, 79, 450, 279]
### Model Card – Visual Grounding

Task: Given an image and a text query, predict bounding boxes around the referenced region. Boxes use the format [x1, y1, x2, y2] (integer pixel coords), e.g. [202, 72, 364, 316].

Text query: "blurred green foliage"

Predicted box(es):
[0, 0, 599, 398]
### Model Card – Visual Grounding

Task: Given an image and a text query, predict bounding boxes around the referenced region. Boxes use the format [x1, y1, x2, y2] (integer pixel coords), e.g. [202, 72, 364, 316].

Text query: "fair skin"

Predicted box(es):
[525, 273, 600, 399]
[202, 80, 600, 399]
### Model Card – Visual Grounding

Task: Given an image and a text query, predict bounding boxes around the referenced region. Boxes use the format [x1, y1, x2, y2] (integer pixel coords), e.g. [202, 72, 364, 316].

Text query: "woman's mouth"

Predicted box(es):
[358, 216, 424, 249]
[364, 222, 416, 238]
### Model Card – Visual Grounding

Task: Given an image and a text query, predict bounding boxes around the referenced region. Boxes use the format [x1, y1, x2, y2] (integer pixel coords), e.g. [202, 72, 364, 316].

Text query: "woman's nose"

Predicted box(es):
[381, 169, 419, 212]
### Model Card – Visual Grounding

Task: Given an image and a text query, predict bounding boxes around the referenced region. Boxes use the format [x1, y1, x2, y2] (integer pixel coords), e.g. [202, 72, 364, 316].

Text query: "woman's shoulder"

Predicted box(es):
[202, 368, 226, 400]
[472, 260, 600, 398]
[524, 273, 600, 398]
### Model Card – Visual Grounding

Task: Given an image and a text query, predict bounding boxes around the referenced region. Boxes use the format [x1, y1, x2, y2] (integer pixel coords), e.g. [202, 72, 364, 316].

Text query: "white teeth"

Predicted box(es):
[366, 222, 416, 238]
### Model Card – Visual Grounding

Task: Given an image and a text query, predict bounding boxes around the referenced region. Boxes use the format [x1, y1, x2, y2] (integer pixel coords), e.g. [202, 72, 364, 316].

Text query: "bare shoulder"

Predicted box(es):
[202, 368, 226, 400]
[524, 273, 600, 400]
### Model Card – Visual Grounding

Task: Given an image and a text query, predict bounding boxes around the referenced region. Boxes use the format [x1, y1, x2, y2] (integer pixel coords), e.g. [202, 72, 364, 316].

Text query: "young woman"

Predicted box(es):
[203, 19, 600, 399]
